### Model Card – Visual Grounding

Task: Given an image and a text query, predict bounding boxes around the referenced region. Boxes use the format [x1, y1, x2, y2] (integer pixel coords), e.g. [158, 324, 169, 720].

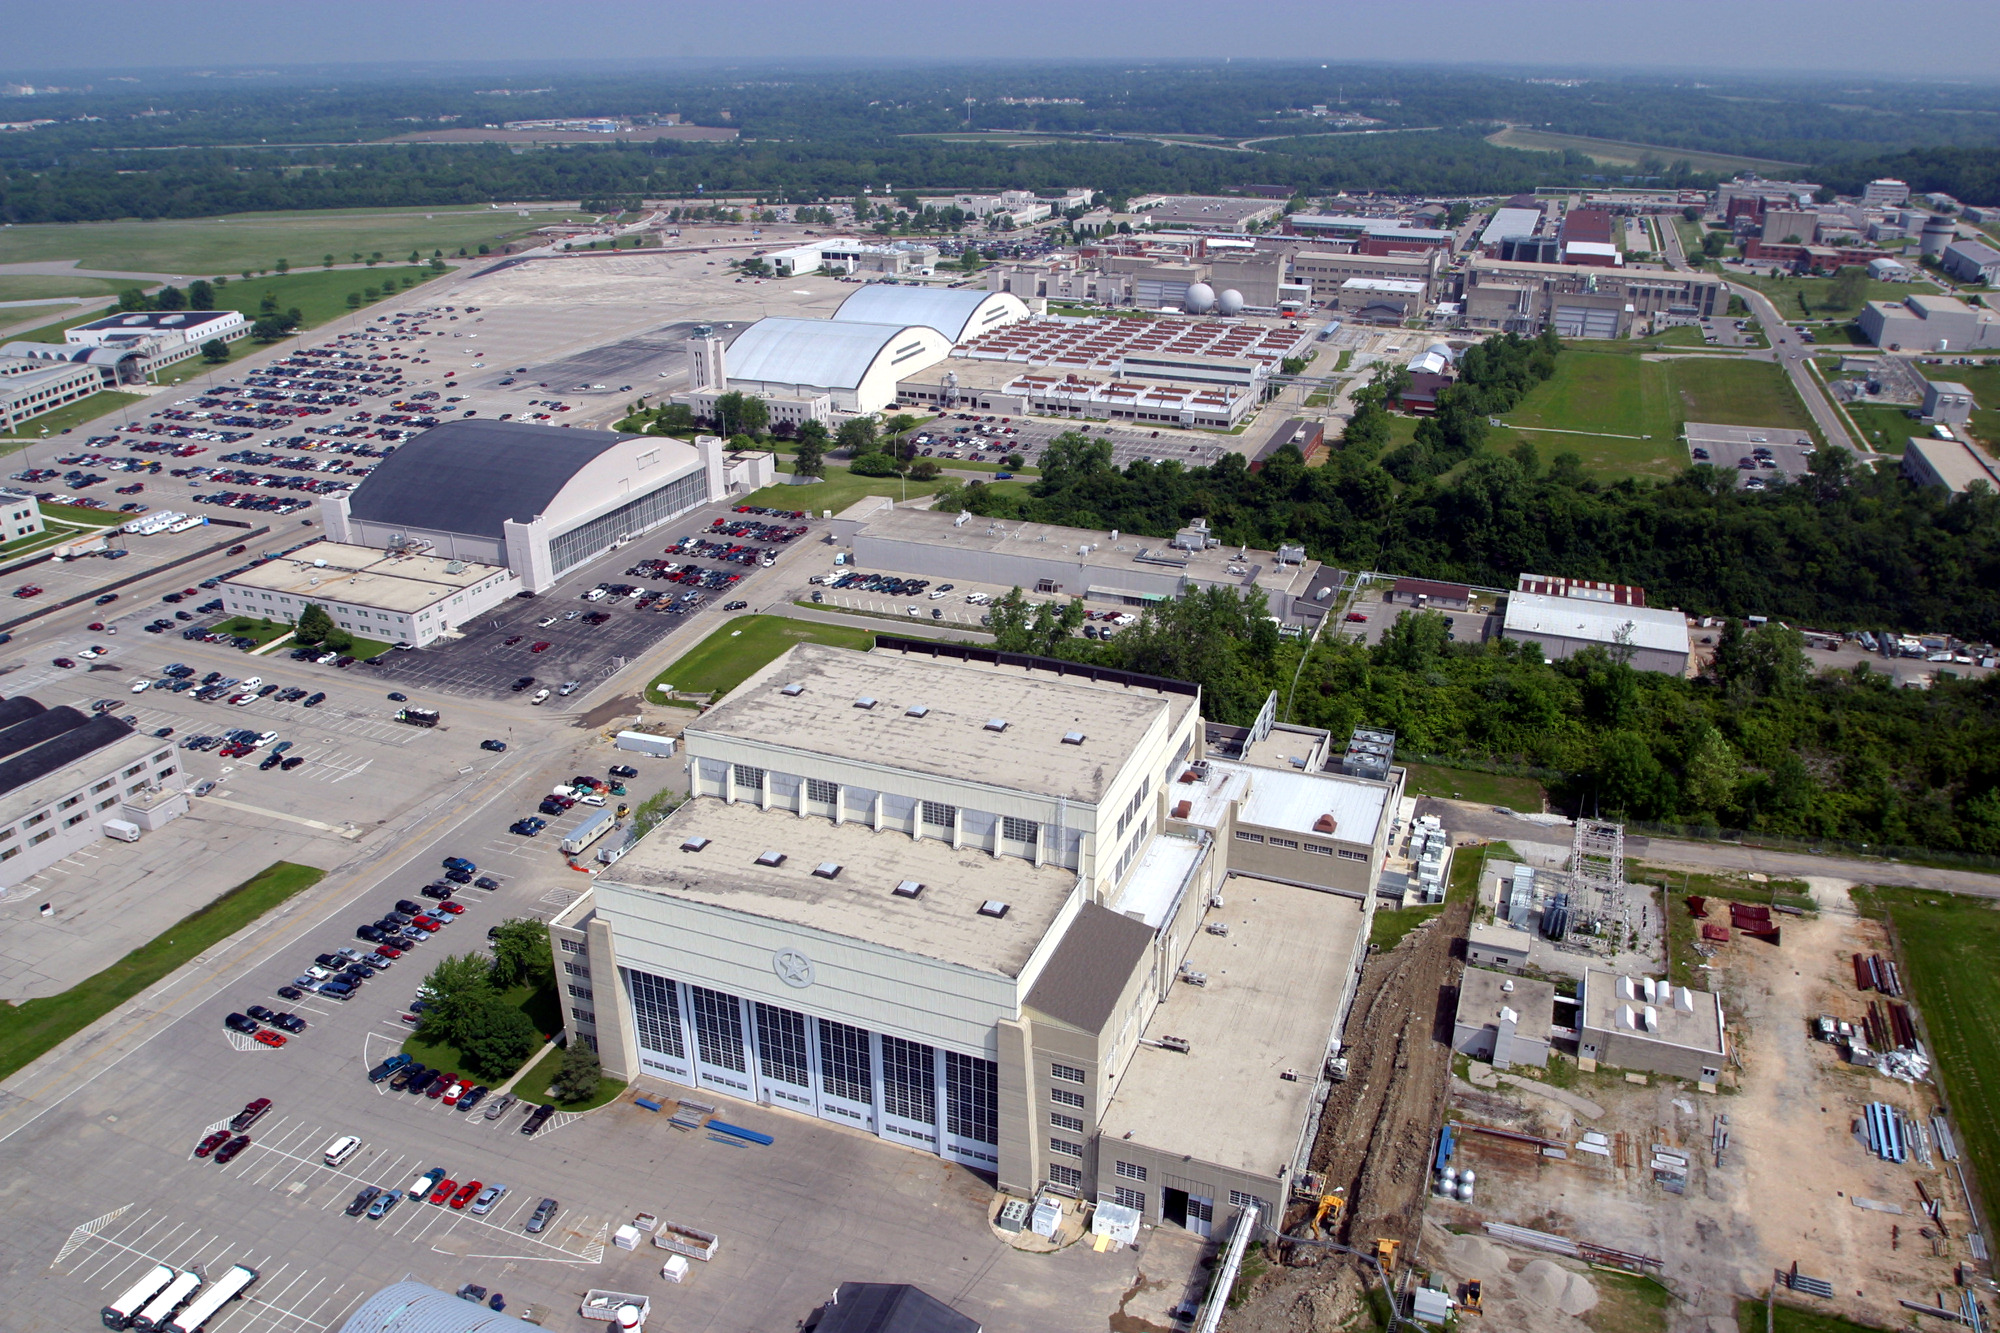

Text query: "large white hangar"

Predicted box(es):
[320, 418, 724, 593]
[690, 286, 1030, 417]
[832, 285, 1029, 344]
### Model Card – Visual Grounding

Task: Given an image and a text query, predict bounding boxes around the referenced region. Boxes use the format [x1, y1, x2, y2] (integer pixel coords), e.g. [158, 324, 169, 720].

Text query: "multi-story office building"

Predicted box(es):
[0, 702, 186, 889]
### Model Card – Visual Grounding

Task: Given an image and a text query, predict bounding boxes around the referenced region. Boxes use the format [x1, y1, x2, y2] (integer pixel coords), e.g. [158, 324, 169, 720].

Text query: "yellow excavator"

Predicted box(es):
[1306, 1187, 1345, 1240]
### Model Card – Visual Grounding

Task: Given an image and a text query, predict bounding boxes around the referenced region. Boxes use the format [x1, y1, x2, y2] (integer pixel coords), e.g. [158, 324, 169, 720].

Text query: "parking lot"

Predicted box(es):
[1682, 420, 1817, 489]
[905, 411, 1232, 472]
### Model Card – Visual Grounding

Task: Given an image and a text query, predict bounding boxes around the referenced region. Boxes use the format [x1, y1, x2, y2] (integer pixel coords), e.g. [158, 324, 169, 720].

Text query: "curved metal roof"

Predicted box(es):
[344, 418, 638, 539]
[832, 286, 1023, 343]
[337, 1280, 546, 1333]
[723, 317, 934, 390]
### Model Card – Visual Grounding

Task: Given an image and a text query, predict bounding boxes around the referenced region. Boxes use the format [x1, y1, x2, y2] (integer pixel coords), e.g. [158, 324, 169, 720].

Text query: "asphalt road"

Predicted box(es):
[1728, 282, 1858, 454]
[1418, 797, 2000, 896]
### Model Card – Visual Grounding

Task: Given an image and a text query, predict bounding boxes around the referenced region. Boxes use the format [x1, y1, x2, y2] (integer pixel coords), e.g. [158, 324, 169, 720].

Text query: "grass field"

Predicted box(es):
[514, 1040, 628, 1111]
[648, 614, 875, 700]
[1729, 273, 1938, 323]
[1483, 127, 1802, 175]
[1854, 886, 2000, 1231]
[0, 390, 148, 441]
[0, 302, 87, 331]
[1843, 402, 1918, 453]
[1739, 1298, 1896, 1333]
[738, 464, 961, 516]
[1498, 351, 1816, 478]
[0, 861, 324, 1081]
[201, 266, 440, 329]
[11, 304, 131, 346]
[41, 501, 132, 526]
[0, 275, 150, 304]
[1403, 763, 1545, 812]
[0, 206, 541, 277]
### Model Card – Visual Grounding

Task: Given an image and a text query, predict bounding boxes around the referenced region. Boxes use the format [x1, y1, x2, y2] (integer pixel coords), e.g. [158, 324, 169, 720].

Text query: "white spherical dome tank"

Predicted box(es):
[1183, 283, 1216, 314]
[1456, 1180, 1475, 1201]
[1216, 288, 1245, 316]
[1458, 1169, 1476, 1186]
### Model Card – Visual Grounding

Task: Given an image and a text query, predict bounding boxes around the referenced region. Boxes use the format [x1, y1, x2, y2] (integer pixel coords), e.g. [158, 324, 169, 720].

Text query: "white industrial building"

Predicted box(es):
[0, 699, 187, 890]
[0, 361, 99, 432]
[1901, 435, 2000, 493]
[1863, 178, 1911, 206]
[63, 309, 247, 376]
[551, 639, 1400, 1235]
[765, 238, 942, 277]
[1942, 239, 2000, 287]
[322, 419, 723, 594]
[217, 541, 517, 648]
[1857, 293, 2000, 351]
[1502, 590, 1692, 676]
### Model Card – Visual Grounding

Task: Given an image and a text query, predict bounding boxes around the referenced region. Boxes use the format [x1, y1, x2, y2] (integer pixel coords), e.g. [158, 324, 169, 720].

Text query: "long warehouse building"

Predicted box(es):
[549, 639, 1401, 1240]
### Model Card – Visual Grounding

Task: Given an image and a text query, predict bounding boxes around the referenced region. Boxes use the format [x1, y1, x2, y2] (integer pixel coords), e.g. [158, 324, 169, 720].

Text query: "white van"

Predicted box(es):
[322, 1134, 362, 1167]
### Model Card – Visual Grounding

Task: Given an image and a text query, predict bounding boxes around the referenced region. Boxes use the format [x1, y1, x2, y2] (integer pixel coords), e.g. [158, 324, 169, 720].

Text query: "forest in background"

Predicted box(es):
[3, 62, 1999, 222]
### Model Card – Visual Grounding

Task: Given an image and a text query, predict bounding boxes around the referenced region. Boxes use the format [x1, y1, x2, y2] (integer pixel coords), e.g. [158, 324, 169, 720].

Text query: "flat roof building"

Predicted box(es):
[0, 361, 99, 433]
[323, 418, 719, 593]
[1577, 971, 1727, 1084]
[63, 308, 248, 377]
[1902, 435, 2000, 493]
[1478, 206, 1546, 252]
[1462, 257, 1723, 336]
[0, 702, 186, 890]
[1132, 195, 1283, 231]
[555, 639, 1394, 1238]
[1502, 589, 1691, 676]
[1857, 293, 2000, 351]
[1453, 968, 1555, 1070]
[1922, 380, 1975, 426]
[217, 541, 516, 647]
[1942, 239, 2000, 287]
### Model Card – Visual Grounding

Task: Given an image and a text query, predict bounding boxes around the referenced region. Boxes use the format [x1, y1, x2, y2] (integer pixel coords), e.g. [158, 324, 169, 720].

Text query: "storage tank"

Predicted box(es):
[1216, 288, 1245, 316]
[1920, 214, 1957, 260]
[1183, 283, 1216, 314]
[1456, 1179, 1475, 1202]
[1458, 1169, 1476, 1188]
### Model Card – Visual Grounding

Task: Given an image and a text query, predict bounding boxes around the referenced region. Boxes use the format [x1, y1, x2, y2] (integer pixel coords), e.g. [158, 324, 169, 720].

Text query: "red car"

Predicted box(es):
[12, 585, 41, 598]
[231, 1097, 272, 1131]
[194, 1131, 231, 1158]
[530, 641, 551, 653]
[375, 943, 404, 959]
[214, 1135, 251, 1164]
[441, 1081, 466, 1106]
[426, 1074, 452, 1099]
[450, 1180, 481, 1209]
[87, 622, 105, 632]
[253, 1030, 287, 1047]
[1344, 612, 1368, 623]
[429, 1177, 458, 1204]
[52, 658, 75, 669]
[435, 901, 465, 915]
[411, 916, 443, 932]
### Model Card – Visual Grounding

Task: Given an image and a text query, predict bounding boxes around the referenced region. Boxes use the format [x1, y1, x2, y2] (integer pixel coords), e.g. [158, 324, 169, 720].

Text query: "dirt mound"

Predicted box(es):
[1219, 1257, 1366, 1333]
[575, 695, 643, 728]
[1517, 1259, 1598, 1316]
[1440, 1232, 1511, 1280]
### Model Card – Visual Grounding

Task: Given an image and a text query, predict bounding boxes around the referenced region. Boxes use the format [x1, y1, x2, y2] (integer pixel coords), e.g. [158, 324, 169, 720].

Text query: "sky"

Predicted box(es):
[7, 0, 2000, 78]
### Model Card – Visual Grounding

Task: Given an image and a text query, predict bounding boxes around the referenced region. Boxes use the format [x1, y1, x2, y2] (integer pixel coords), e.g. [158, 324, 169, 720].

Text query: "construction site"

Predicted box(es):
[1214, 812, 1994, 1333]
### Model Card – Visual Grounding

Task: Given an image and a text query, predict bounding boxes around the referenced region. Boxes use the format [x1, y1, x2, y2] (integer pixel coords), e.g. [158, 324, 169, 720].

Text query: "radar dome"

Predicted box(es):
[1217, 289, 1246, 316]
[1183, 283, 1216, 314]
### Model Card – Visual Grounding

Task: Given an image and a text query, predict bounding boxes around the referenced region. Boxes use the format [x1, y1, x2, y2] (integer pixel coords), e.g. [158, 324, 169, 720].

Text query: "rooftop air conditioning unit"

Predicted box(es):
[1206, 921, 1230, 936]
[1159, 1035, 1192, 1054]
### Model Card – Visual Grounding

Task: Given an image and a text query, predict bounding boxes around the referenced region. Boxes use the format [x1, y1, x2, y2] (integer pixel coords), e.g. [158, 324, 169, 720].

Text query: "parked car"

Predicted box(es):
[214, 1134, 252, 1164]
[224, 1012, 259, 1034]
[521, 1103, 556, 1135]
[469, 1182, 507, 1214]
[345, 1186, 383, 1217]
[367, 1189, 402, 1220]
[194, 1130, 231, 1158]
[230, 1097, 271, 1130]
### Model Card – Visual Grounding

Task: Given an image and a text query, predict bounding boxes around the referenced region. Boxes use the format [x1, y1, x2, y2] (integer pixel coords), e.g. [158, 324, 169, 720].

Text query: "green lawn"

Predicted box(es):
[0, 861, 324, 1081]
[1843, 402, 1919, 453]
[0, 522, 93, 559]
[739, 464, 958, 517]
[0, 206, 539, 277]
[200, 267, 441, 331]
[649, 614, 875, 700]
[1853, 886, 2000, 1231]
[214, 616, 296, 647]
[1497, 351, 1817, 479]
[0, 390, 148, 441]
[514, 1040, 629, 1112]
[1403, 763, 1545, 813]
[41, 501, 132, 527]
[10, 304, 128, 345]
[1730, 273, 1938, 323]
[0, 275, 150, 303]
[400, 981, 567, 1083]
[0, 302, 91, 332]
[1738, 1298, 1895, 1333]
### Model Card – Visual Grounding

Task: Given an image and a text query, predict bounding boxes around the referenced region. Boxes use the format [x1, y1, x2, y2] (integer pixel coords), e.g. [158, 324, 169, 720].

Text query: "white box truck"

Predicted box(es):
[614, 730, 675, 758]
[561, 810, 616, 856]
[103, 819, 141, 843]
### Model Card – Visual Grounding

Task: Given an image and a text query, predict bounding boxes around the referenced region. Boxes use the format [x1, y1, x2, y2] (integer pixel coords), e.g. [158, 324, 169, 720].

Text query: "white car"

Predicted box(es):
[578, 793, 606, 807]
[537, 616, 557, 628]
[255, 730, 279, 746]
[130, 679, 151, 694]
[239, 677, 262, 691]
[529, 688, 551, 705]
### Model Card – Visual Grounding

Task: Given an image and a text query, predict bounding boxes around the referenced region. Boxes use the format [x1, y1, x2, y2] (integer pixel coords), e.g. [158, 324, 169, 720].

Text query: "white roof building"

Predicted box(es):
[721, 317, 952, 414]
[1479, 207, 1544, 249]
[1502, 590, 1691, 676]
[832, 286, 1028, 344]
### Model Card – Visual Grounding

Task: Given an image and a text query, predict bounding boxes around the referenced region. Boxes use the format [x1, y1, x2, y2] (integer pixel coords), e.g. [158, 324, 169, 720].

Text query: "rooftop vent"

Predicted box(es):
[906, 704, 930, 718]
[781, 682, 805, 697]
[984, 718, 1009, 733]
[1171, 799, 1192, 819]
[1158, 1035, 1192, 1054]
[755, 850, 787, 868]
[854, 697, 878, 710]
[893, 880, 925, 899]
[1206, 921, 1230, 937]
[812, 862, 842, 880]
[1061, 731, 1086, 745]
[680, 836, 711, 853]
[1313, 814, 1337, 834]
[977, 900, 1010, 919]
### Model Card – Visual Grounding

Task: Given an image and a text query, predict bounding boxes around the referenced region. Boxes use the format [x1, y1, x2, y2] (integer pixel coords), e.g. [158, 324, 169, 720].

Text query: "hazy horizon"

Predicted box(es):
[5, 0, 2000, 81]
